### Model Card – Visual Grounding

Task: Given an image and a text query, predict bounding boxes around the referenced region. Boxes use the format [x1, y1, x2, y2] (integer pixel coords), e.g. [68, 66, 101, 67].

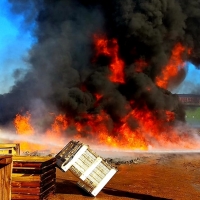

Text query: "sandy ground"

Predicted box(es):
[49, 152, 200, 200]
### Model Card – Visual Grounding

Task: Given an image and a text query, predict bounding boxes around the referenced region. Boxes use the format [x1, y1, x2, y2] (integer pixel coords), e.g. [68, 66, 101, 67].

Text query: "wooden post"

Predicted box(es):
[0, 155, 13, 200]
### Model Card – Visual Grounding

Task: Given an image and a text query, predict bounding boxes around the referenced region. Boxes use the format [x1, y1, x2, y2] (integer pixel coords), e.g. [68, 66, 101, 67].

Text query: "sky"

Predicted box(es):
[0, 0, 200, 95]
[0, 0, 35, 94]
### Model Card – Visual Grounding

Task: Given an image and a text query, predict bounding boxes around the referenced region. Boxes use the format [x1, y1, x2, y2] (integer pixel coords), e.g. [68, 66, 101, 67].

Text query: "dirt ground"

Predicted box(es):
[49, 152, 200, 200]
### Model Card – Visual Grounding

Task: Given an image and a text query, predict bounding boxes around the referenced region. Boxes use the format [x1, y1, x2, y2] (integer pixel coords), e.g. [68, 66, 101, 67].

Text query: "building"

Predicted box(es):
[178, 94, 200, 127]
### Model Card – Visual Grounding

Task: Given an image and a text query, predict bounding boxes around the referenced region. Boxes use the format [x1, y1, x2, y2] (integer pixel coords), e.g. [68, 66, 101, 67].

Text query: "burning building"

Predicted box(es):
[1, 0, 200, 151]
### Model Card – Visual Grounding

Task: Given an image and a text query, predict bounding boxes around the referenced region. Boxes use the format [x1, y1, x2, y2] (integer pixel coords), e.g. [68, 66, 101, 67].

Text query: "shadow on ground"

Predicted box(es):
[103, 188, 172, 200]
[55, 180, 90, 196]
[55, 180, 172, 200]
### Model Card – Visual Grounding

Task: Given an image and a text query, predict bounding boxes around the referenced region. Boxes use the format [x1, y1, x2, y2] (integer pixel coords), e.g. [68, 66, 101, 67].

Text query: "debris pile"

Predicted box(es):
[105, 157, 143, 165]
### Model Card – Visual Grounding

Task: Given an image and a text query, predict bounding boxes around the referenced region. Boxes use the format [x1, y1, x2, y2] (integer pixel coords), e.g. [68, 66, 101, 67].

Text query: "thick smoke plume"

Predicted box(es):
[1, 0, 200, 138]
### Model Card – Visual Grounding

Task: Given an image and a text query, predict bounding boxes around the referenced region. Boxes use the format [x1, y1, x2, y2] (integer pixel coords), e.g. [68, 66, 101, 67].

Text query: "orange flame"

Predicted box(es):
[14, 112, 37, 152]
[94, 35, 125, 84]
[46, 114, 68, 141]
[13, 113, 70, 152]
[14, 112, 34, 135]
[13, 107, 199, 152]
[128, 105, 198, 149]
[156, 43, 190, 89]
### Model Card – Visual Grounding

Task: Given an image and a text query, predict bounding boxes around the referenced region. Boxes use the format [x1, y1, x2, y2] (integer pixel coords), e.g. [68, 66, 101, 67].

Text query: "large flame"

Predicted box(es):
[94, 35, 125, 84]
[46, 114, 68, 140]
[156, 43, 190, 89]
[13, 112, 40, 151]
[14, 112, 34, 135]
[13, 113, 69, 152]
[13, 106, 199, 152]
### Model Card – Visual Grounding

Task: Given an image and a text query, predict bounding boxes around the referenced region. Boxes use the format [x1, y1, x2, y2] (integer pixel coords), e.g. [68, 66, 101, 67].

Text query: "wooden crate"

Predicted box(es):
[56, 141, 117, 196]
[11, 156, 56, 200]
[0, 144, 20, 155]
[0, 155, 13, 200]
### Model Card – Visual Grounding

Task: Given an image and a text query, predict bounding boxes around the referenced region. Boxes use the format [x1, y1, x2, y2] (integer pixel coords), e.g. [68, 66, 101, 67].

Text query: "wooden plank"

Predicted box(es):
[12, 181, 55, 194]
[13, 156, 55, 164]
[0, 156, 12, 165]
[0, 155, 12, 200]
[13, 160, 55, 168]
[12, 168, 56, 181]
[0, 163, 3, 200]
[4, 164, 12, 200]
[12, 174, 56, 187]
[12, 162, 56, 174]
[11, 185, 55, 200]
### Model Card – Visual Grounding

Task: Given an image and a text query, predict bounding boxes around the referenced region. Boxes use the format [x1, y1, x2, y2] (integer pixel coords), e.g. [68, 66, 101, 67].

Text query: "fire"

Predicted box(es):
[11, 39, 199, 153]
[156, 43, 190, 89]
[129, 105, 197, 149]
[73, 110, 148, 150]
[135, 59, 148, 72]
[94, 35, 125, 84]
[12, 105, 199, 152]
[46, 114, 68, 140]
[14, 112, 38, 152]
[13, 113, 69, 152]
[14, 112, 34, 135]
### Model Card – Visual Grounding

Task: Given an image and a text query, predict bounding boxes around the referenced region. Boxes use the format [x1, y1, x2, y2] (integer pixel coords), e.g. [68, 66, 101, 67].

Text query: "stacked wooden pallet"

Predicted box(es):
[11, 156, 56, 200]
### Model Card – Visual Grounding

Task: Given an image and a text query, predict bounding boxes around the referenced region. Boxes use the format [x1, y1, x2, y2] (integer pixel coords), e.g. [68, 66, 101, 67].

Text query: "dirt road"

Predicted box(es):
[49, 153, 200, 200]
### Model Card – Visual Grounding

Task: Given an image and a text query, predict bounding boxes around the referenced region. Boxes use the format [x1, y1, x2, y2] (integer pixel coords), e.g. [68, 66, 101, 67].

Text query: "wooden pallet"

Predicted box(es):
[56, 141, 117, 196]
[0, 155, 13, 200]
[11, 156, 56, 200]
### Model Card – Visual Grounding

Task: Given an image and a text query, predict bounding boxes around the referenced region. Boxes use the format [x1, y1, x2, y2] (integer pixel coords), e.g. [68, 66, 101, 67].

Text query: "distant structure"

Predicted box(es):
[178, 94, 200, 106]
[178, 94, 200, 128]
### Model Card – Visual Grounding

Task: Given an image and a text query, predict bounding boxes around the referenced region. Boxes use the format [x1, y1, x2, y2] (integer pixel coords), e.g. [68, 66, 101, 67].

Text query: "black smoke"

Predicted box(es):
[2, 0, 200, 128]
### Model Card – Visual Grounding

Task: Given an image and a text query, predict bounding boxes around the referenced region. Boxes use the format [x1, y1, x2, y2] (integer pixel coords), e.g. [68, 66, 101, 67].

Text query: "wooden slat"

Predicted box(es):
[11, 185, 55, 200]
[12, 162, 56, 174]
[13, 160, 55, 168]
[12, 168, 56, 182]
[12, 174, 56, 187]
[12, 181, 55, 194]
[13, 156, 55, 164]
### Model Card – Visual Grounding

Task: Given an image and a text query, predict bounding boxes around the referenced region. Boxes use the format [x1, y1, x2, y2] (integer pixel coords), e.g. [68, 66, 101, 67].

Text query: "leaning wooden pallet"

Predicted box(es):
[56, 140, 118, 196]
[11, 156, 56, 200]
